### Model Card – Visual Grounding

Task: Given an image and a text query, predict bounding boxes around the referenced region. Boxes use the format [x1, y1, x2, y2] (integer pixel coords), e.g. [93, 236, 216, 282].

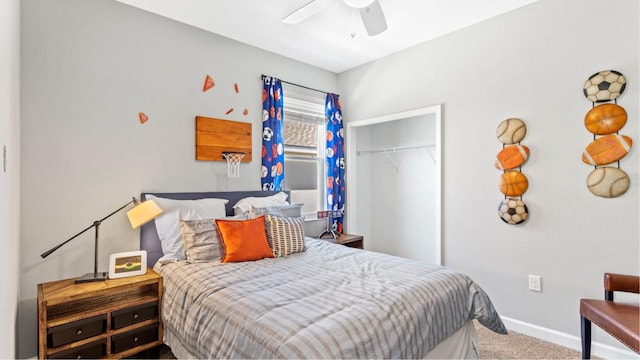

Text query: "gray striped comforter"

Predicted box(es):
[155, 238, 506, 359]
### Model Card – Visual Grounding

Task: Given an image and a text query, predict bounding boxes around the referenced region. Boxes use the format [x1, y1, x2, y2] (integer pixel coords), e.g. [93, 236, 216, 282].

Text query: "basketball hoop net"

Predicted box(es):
[222, 152, 245, 178]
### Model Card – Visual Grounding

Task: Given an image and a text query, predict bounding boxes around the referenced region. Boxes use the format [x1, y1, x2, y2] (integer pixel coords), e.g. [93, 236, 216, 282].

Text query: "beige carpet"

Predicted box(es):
[157, 321, 593, 359]
[475, 321, 596, 359]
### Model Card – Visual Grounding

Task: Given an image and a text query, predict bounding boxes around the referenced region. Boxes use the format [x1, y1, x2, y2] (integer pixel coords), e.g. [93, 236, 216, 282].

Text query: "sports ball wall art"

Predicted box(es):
[201, 74, 249, 117]
[581, 70, 631, 198]
[496, 118, 530, 225]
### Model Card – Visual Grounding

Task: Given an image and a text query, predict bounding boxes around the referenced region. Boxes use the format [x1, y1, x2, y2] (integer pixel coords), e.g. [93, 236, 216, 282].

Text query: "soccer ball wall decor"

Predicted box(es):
[581, 69, 631, 198]
[582, 70, 626, 103]
[495, 118, 530, 225]
[498, 198, 529, 225]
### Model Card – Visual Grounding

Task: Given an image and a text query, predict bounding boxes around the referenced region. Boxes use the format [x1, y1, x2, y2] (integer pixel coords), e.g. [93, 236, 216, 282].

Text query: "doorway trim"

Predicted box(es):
[345, 104, 442, 265]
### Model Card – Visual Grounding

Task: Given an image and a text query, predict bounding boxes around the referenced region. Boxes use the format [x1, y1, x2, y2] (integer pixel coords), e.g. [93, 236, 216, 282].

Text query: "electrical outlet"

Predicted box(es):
[529, 275, 542, 292]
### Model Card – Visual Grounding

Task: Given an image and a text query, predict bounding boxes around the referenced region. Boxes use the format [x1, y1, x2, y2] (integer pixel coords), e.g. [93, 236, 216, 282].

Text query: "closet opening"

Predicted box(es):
[346, 105, 442, 265]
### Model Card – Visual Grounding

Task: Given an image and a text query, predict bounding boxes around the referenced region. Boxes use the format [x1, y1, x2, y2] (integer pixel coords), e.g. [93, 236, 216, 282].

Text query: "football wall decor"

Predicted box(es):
[496, 118, 530, 225]
[581, 69, 631, 198]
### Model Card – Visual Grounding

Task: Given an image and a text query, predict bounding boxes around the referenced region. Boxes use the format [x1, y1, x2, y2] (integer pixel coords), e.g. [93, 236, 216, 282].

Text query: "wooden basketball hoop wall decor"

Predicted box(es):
[195, 116, 252, 160]
[581, 70, 631, 198]
[495, 118, 530, 225]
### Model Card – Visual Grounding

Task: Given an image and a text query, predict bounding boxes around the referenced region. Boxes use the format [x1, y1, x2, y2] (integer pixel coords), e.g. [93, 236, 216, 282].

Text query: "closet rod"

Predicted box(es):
[261, 74, 332, 95]
[356, 144, 435, 156]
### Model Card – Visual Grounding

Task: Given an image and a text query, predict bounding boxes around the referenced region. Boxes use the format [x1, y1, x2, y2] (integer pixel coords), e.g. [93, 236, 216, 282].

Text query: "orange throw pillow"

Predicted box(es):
[215, 215, 274, 262]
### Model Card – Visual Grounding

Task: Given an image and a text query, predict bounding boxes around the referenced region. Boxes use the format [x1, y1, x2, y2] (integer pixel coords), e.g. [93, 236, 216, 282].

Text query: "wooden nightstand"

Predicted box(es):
[37, 268, 163, 359]
[319, 233, 364, 249]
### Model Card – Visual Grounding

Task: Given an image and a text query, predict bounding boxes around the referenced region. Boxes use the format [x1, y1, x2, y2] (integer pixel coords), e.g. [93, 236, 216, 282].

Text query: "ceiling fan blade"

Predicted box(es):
[359, 0, 387, 36]
[283, 0, 326, 24]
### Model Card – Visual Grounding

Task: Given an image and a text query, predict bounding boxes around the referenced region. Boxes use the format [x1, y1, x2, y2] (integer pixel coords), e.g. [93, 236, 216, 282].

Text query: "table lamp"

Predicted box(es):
[40, 197, 163, 283]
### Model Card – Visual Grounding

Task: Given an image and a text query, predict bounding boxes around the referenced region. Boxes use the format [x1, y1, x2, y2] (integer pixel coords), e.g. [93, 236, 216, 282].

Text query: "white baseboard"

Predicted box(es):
[501, 317, 638, 360]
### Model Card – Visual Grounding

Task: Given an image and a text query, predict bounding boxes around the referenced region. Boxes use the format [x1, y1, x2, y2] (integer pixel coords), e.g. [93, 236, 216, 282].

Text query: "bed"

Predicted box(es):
[140, 190, 507, 359]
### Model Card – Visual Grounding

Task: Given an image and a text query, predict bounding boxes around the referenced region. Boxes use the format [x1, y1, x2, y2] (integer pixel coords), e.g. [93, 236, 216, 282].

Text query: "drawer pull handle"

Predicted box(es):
[134, 336, 139, 342]
[76, 329, 83, 335]
[133, 313, 139, 319]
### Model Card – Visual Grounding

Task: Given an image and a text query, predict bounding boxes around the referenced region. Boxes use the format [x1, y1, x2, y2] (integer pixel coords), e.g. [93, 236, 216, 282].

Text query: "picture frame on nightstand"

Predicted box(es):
[108, 250, 147, 279]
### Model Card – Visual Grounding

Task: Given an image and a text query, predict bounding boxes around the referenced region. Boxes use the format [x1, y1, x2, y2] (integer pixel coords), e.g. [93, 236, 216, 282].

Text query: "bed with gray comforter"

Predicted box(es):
[154, 238, 506, 359]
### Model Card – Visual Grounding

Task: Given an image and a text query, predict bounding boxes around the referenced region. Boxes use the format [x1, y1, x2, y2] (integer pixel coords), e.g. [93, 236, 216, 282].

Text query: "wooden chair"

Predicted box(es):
[579, 273, 640, 359]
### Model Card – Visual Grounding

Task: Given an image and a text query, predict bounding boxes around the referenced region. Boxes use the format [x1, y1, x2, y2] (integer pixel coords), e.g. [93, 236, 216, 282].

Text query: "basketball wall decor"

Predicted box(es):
[495, 118, 530, 225]
[581, 69, 631, 198]
[499, 171, 529, 197]
[584, 103, 627, 135]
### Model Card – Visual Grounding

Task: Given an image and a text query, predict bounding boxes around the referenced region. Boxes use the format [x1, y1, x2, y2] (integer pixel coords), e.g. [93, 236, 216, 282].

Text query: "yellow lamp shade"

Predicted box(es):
[127, 199, 163, 229]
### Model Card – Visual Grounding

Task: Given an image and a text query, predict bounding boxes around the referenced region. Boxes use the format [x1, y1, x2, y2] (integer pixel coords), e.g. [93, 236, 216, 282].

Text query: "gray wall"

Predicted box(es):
[18, 0, 640, 358]
[340, 0, 639, 356]
[19, 0, 338, 357]
[1, 0, 20, 357]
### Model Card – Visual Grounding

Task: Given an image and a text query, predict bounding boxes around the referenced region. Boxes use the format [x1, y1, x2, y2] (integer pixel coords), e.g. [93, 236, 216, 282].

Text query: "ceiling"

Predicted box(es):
[115, 0, 539, 73]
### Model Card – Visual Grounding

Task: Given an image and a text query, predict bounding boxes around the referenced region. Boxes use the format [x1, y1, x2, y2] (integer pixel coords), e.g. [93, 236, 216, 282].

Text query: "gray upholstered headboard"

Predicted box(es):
[140, 190, 290, 266]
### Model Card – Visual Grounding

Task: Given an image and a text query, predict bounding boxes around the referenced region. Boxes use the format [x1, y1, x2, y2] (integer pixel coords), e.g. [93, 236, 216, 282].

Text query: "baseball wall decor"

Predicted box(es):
[496, 118, 527, 144]
[581, 69, 631, 198]
[586, 167, 630, 198]
[496, 118, 530, 225]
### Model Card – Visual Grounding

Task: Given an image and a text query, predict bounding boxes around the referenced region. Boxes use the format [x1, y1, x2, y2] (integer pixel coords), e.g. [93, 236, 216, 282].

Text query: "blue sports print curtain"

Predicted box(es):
[261, 76, 285, 191]
[325, 93, 345, 233]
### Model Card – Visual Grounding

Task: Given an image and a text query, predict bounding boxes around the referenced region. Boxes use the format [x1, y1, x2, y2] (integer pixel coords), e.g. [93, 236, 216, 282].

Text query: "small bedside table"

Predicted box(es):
[37, 268, 163, 359]
[318, 233, 364, 249]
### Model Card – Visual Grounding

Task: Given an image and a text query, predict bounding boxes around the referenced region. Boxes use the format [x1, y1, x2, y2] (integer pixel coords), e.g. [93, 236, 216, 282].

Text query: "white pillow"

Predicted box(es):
[232, 192, 289, 215]
[145, 195, 228, 261]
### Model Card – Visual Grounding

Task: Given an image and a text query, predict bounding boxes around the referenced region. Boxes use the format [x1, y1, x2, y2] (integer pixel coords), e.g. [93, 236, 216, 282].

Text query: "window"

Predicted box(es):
[283, 97, 326, 218]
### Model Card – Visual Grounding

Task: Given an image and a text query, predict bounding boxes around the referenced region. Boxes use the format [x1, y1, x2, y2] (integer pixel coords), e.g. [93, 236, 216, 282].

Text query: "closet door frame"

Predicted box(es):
[345, 104, 442, 265]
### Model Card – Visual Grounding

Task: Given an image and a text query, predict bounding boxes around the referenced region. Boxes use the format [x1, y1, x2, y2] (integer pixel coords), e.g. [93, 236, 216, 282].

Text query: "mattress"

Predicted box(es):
[164, 319, 480, 359]
[154, 238, 506, 358]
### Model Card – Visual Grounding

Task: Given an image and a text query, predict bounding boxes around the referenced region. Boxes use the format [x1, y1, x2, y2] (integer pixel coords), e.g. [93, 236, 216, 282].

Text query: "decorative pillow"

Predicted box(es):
[249, 203, 303, 219]
[180, 214, 248, 262]
[215, 215, 274, 262]
[145, 195, 228, 261]
[179, 219, 222, 262]
[264, 214, 306, 257]
[232, 192, 289, 215]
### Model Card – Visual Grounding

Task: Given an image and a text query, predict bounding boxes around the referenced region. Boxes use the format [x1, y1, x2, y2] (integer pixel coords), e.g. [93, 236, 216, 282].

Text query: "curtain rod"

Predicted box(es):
[261, 74, 331, 95]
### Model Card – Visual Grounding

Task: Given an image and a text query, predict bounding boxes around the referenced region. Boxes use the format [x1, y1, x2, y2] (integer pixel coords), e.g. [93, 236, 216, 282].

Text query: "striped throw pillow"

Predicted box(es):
[264, 214, 305, 257]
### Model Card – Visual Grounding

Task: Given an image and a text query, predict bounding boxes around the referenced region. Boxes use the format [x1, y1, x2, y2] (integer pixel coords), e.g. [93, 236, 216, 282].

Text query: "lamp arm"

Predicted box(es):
[40, 222, 98, 258]
[40, 198, 136, 259]
[98, 198, 135, 223]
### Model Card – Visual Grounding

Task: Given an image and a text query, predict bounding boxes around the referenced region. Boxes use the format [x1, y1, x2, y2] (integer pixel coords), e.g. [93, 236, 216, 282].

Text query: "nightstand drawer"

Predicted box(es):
[111, 323, 158, 354]
[111, 301, 158, 330]
[47, 315, 106, 348]
[48, 339, 106, 359]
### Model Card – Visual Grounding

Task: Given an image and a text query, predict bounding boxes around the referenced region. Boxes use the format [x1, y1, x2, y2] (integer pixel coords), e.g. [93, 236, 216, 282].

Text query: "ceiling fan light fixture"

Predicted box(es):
[342, 0, 375, 9]
[283, 0, 327, 24]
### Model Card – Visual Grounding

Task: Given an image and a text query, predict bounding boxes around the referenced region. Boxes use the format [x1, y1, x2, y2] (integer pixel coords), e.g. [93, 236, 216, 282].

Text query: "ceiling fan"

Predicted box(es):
[283, 0, 388, 37]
